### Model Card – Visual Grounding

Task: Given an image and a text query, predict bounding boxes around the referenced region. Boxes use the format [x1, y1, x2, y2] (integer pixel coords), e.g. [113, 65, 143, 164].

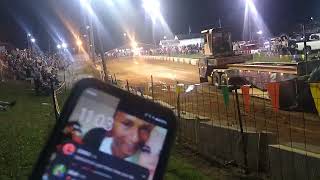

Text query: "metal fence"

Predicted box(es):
[108, 74, 320, 180]
[51, 70, 320, 179]
[51, 69, 71, 121]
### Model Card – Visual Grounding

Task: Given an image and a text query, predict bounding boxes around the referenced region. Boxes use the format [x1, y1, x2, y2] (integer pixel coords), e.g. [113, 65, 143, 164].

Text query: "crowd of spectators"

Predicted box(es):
[232, 35, 297, 56]
[105, 44, 203, 58]
[106, 49, 134, 58]
[147, 44, 202, 56]
[0, 49, 70, 95]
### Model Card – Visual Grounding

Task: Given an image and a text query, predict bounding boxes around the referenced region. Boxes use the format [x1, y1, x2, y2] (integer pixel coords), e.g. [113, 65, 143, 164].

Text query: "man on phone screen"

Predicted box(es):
[84, 111, 155, 163]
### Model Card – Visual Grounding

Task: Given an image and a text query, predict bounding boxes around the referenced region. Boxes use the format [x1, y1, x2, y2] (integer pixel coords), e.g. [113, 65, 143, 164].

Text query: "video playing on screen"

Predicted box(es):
[42, 88, 168, 180]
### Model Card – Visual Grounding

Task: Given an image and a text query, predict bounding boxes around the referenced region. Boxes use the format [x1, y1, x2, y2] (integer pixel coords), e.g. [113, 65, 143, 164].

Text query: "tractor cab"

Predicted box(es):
[201, 28, 234, 57]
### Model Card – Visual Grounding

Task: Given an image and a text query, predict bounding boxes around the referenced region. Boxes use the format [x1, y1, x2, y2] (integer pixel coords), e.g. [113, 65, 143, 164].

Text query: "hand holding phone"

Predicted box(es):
[31, 79, 176, 180]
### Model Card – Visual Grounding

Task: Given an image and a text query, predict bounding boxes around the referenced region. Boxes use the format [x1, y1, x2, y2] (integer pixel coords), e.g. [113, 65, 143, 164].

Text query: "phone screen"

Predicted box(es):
[42, 88, 169, 180]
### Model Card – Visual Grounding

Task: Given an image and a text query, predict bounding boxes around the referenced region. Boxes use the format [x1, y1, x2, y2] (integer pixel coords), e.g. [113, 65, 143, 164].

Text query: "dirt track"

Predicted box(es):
[106, 57, 320, 153]
[106, 57, 199, 85]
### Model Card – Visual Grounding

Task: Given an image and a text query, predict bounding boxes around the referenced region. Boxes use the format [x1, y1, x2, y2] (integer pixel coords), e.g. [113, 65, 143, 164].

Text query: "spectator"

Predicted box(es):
[2, 49, 69, 95]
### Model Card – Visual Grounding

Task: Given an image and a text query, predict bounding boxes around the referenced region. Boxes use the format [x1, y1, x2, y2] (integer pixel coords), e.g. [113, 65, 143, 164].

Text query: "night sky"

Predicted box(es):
[0, 0, 318, 51]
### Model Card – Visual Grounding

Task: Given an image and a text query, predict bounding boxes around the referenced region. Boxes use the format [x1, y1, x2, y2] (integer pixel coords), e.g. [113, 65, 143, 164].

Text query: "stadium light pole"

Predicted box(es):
[30, 38, 36, 56]
[245, 0, 268, 41]
[95, 18, 109, 82]
[123, 33, 128, 44]
[80, 0, 96, 62]
[26, 33, 32, 50]
[245, 0, 259, 41]
[76, 39, 83, 53]
[245, 0, 252, 41]
[142, 0, 161, 46]
[80, 0, 112, 81]
[142, 0, 161, 24]
[89, 17, 96, 62]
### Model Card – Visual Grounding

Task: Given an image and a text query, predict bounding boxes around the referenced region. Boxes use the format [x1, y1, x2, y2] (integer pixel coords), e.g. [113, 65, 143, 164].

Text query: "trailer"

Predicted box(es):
[199, 28, 320, 112]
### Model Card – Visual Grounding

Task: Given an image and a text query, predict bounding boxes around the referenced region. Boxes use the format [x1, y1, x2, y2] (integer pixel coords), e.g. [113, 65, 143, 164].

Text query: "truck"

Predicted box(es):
[199, 28, 253, 83]
[199, 28, 320, 112]
[294, 33, 320, 53]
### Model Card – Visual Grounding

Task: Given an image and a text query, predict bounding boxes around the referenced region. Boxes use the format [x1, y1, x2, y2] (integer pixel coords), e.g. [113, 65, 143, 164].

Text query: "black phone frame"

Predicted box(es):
[30, 78, 177, 180]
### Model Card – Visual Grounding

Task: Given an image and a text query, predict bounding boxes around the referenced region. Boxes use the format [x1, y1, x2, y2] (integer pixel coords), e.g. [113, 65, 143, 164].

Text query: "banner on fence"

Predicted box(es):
[310, 83, 320, 116]
[176, 84, 184, 94]
[221, 86, 229, 106]
[266, 82, 280, 112]
[241, 85, 251, 113]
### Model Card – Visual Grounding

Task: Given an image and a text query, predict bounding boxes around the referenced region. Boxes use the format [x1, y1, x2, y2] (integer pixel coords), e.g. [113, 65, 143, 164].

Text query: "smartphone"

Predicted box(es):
[30, 78, 176, 180]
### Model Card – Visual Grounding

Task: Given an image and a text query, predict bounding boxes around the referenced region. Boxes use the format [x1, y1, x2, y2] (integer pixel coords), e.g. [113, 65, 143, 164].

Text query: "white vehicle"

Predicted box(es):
[295, 33, 320, 52]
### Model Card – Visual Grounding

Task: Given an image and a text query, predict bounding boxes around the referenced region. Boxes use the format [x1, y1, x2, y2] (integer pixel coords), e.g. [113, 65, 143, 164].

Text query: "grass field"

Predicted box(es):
[0, 81, 56, 179]
[0, 81, 211, 180]
[154, 54, 205, 59]
[252, 54, 293, 62]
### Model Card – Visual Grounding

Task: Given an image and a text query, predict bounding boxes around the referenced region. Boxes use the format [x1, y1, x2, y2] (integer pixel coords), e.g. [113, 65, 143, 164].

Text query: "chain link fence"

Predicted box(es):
[107, 73, 320, 179]
[51, 69, 320, 179]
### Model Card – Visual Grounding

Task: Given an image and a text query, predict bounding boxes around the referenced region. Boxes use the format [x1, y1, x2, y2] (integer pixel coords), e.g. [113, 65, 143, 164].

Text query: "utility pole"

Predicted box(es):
[48, 38, 51, 54]
[82, 0, 96, 62]
[302, 24, 308, 74]
[89, 16, 96, 62]
[96, 16, 107, 82]
[26, 34, 30, 51]
[27, 38, 30, 51]
[80, 0, 89, 58]
[152, 28, 156, 47]
[248, 14, 252, 41]
[234, 86, 249, 174]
